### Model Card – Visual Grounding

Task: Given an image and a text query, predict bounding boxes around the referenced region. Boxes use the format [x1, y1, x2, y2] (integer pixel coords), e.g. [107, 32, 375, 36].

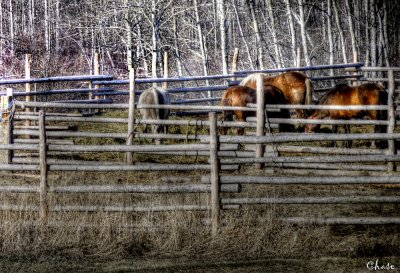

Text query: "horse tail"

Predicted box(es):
[154, 86, 170, 119]
[150, 87, 160, 119]
[379, 87, 388, 122]
[221, 92, 233, 122]
[305, 78, 314, 105]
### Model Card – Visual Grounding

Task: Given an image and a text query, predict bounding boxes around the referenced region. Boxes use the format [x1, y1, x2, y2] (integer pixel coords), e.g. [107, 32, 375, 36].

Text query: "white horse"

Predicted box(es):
[138, 87, 170, 141]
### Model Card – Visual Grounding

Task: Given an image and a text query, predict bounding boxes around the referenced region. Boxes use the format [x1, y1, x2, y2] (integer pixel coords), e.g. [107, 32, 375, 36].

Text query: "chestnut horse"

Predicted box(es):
[221, 85, 293, 135]
[239, 71, 313, 119]
[305, 83, 387, 147]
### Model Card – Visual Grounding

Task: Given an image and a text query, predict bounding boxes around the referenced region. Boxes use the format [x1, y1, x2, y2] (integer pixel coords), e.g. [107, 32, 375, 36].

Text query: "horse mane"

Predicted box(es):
[239, 73, 268, 86]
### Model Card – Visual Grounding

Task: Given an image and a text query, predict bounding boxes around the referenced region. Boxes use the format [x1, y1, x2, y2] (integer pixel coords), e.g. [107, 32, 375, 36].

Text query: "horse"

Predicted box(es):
[138, 86, 170, 142]
[239, 71, 313, 119]
[305, 83, 387, 148]
[220, 85, 293, 135]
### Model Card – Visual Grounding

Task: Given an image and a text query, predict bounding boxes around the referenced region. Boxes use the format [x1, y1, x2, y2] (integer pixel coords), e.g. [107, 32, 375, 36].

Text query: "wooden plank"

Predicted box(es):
[221, 196, 400, 205]
[387, 70, 396, 172]
[39, 110, 48, 226]
[218, 154, 400, 165]
[209, 112, 220, 236]
[201, 175, 400, 185]
[126, 65, 136, 164]
[0, 75, 113, 85]
[255, 74, 265, 169]
[283, 217, 400, 225]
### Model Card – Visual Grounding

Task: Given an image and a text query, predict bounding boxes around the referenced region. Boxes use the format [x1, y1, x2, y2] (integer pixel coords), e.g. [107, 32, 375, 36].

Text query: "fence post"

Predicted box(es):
[126, 58, 136, 164]
[387, 69, 396, 172]
[255, 74, 265, 169]
[0, 88, 13, 164]
[39, 110, 48, 226]
[25, 54, 32, 129]
[209, 111, 220, 236]
[94, 52, 100, 100]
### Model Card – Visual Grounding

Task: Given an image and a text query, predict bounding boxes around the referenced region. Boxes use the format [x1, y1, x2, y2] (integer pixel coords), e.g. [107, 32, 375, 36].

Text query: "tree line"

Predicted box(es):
[0, 0, 398, 78]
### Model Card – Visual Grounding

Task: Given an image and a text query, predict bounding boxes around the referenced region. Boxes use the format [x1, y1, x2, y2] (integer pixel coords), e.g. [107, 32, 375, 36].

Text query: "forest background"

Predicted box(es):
[0, 0, 398, 80]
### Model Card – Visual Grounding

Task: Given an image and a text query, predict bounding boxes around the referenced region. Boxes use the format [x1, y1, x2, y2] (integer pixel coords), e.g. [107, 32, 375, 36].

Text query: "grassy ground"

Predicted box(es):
[1, 109, 399, 271]
[1, 255, 393, 273]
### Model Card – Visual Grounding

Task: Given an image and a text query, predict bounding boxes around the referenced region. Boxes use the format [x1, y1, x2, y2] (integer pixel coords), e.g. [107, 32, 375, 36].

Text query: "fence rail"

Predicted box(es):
[1, 63, 400, 233]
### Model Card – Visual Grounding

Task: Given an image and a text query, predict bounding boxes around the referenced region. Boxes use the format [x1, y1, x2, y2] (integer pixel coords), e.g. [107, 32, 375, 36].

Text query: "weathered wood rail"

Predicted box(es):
[0, 63, 400, 233]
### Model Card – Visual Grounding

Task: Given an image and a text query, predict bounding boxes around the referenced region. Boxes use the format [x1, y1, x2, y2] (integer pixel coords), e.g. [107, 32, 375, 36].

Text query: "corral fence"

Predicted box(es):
[0, 58, 400, 234]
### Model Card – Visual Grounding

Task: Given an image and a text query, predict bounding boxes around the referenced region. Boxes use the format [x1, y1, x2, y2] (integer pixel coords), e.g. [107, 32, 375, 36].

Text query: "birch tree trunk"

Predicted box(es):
[285, 0, 297, 67]
[151, 0, 158, 80]
[266, 0, 282, 68]
[44, 0, 50, 52]
[233, 0, 254, 69]
[172, 7, 183, 77]
[297, 0, 310, 66]
[332, 0, 348, 63]
[248, 0, 264, 69]
[364, 0, 370, 67]
[9, 0, 14, 52]
[217, 0, 228, 74]
[345, 0, 357, 63]
[137, 24, 149, 77]
[194, 0, 210, 92]
[28, 0, 35, 37]
[327, 0, 335, 85]
[55, 0, 61, 53]
[370, 0, 377, 69]
[194, 0, 209, 75]
[0, 0, 3, 54]
[376, 4, 389, 67]
[382, 2, 390, 66]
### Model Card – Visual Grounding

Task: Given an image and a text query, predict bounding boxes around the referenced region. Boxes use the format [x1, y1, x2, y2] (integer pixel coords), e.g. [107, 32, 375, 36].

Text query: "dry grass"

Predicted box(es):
[1, 110, 399, 262]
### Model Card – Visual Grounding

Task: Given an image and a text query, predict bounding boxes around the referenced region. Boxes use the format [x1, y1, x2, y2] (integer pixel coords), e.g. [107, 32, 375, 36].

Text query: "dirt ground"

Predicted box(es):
[0, 255, 394, 273]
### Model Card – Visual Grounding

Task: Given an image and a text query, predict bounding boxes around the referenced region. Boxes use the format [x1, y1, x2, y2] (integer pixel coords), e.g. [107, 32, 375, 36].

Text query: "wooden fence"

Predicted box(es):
[1, 62, 400, 233]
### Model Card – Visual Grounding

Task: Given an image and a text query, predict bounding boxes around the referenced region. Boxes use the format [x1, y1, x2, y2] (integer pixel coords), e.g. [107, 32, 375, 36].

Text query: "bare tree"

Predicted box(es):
[233, 0, 254, 69]
[297, 0, 310, 66]
[247, 0, 264, 69]
[266, 0, 282, 68]
[285, 0, 297, 67]
[332, 0, 348, 63]
[345, 0, 357, 62]
[194, 0, 210, 83]
[216, 0, 228, 74]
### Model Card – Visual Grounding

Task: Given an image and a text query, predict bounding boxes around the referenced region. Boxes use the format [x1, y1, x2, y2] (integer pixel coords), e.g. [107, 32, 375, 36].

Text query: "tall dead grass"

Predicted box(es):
[2, 110, 400, 260]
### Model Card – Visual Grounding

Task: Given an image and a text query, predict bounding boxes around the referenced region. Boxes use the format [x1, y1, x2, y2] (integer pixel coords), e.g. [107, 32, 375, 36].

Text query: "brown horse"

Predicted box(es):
[239, 71, 313, 119]
[305, 83, 387, 147]
[221, 85, 293, 135]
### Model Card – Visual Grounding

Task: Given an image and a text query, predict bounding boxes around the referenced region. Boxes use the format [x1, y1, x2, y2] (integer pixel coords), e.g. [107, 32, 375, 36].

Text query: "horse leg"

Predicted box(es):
[154, 125, 162, 145]
[330, 124, 338, 147]
[344, 124, 352, 148]
[235, 111, 246, 135]
[373, 110, 387, 149]
[221, 110, 233, 135]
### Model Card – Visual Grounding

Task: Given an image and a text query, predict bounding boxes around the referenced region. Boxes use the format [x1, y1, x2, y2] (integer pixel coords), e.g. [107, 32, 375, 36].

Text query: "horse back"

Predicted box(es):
[264, 72, 308, 105]
[319, 83, 386, 119]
